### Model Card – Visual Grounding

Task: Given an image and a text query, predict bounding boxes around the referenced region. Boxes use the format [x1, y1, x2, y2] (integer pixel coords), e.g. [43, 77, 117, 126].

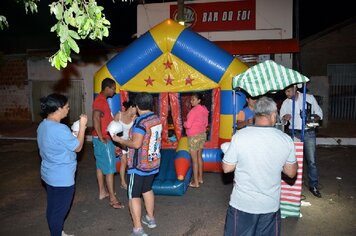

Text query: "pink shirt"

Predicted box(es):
[184, 104, 209, 136]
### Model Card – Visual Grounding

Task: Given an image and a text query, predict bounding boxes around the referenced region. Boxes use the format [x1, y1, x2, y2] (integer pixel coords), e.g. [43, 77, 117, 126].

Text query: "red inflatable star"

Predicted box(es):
[165, 75, 174, 85]
[163, 60, 173, 70]
[145, 76, 155, 86]
[185, 75, 194, 85]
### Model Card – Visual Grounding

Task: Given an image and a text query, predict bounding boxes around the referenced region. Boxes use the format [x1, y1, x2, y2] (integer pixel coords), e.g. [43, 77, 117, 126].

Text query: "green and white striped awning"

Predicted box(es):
[232, 60, 309, 97]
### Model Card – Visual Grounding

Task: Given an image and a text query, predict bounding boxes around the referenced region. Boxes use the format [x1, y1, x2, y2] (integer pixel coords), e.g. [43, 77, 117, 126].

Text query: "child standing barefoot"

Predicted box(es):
[184, 92, 209, 188]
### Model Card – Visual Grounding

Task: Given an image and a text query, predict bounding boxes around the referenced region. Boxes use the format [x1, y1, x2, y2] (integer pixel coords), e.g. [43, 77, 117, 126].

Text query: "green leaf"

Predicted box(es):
[67, 37, 80, 54]
[102, 19, 111, 26]
[58, 50, 67, 63]
[68, 30, 80, 40]
[58, 24, 69, 43]
[102, 27, 109, 37]
[54, 54, 61, 70]
[50, 2, 63, 21]
[63, 41, 71, 55]
[0, 15, 9, 30]
[83, 18, 90, 32]
[59, 57, 67, 68]
[50, 24, 57, 32]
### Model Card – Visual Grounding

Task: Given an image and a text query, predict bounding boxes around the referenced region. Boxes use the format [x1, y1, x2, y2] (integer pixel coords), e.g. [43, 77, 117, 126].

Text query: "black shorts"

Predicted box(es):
[127, 173, 155, 199]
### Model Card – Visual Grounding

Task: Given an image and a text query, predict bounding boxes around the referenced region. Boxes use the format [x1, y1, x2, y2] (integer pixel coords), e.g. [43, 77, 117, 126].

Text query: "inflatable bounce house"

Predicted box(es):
[94, 19, 248, 196]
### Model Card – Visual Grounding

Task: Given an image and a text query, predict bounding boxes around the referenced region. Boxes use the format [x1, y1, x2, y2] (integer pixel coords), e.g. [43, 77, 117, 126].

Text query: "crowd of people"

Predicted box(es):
[36, 77, 323, 236]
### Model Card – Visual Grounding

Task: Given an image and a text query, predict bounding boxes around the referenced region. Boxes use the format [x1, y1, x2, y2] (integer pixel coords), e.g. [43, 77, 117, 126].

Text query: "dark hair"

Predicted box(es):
[101, 78, 115, 91]
[40, 93, 68, 115]
[122, 100, 135, 110]
[135, 92, 153, 110]
[191, 92, 205, 105]
[243, 93, 256, 108]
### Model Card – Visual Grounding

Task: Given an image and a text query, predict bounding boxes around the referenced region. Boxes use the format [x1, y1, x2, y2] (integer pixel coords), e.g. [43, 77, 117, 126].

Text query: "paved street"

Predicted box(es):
[0, 140, 355, 235]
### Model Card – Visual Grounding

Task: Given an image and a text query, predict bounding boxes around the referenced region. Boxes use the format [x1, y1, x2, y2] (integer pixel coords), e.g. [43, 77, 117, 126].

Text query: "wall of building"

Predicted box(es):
[0, 55, 32, 122]
[300, 21, 356, 77]
[307, 76, 329, 128]
[27, 52, 116, 126]
[0, 50, 118, 126]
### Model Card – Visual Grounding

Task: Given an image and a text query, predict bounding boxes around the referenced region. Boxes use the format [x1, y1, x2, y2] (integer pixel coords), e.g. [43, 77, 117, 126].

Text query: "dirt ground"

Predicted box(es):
[0, 140, 355, 236]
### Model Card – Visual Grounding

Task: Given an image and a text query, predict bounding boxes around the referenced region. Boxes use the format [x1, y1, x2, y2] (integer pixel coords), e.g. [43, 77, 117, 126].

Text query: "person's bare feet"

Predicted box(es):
[189, 182, 200, 188]
[120, 183, 127, 190]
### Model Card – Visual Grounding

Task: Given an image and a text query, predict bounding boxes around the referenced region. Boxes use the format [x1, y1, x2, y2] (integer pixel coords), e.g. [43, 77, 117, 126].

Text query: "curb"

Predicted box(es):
[316, 138, 356, 146]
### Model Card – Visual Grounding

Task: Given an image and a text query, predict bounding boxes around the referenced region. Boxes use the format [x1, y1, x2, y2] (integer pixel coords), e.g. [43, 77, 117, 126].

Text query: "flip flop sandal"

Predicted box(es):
[110, 201, 125, 209]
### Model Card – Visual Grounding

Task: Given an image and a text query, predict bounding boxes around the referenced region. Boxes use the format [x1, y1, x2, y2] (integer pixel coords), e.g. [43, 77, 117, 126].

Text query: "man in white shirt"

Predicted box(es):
[223, 96, 297, 236]
[280, 85, 323, 198]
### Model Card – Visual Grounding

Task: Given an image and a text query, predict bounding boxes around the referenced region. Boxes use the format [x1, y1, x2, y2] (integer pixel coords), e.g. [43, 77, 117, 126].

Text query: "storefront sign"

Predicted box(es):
[170, 0, 256, 32]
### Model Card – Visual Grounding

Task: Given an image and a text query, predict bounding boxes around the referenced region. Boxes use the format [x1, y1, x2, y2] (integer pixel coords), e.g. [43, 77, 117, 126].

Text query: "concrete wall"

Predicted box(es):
[0, 55, 32, 122]
[0, 50, 119, 126]
[27, 52, 116, 126]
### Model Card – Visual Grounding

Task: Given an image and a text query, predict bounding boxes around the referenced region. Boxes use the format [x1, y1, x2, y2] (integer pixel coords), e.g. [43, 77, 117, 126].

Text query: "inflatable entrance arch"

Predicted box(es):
[94, 19, 247, 195]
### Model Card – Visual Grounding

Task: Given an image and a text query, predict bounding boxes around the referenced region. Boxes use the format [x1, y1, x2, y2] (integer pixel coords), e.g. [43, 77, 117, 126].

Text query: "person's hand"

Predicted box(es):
[312, 114, 321, 121]
[283, 114, 292, 121]
[79, 114, 88, 129]
[112, 134, 122, 143]
[100, 137, 107, 143]
[247, 118, 253, 124]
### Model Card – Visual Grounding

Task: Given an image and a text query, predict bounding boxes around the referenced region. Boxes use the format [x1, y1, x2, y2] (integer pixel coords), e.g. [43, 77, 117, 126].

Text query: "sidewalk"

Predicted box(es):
[1, 121, 356, 145]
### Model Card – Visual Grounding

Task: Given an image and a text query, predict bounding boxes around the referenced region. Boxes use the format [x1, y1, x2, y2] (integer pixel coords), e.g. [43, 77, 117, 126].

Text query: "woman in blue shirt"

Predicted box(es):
[236, 95, 256, 129]
[37, 94, 87, 236]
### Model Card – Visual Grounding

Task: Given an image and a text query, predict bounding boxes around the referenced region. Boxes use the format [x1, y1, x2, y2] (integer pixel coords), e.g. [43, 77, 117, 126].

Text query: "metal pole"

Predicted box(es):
[177, 0, 185, 24]
[293, 0, 300, 71]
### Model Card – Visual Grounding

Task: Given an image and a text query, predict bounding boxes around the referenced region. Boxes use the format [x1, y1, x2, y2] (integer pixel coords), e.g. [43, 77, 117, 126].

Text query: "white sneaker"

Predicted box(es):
[62, 231, 74, 236]
[141, 215, 157, 229]
[130, 228, 148, 236]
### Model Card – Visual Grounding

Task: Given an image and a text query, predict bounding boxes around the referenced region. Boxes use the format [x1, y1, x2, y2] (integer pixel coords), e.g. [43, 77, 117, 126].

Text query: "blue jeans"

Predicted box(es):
[224, 205, 281, 236]
[291, 129, 319, 188]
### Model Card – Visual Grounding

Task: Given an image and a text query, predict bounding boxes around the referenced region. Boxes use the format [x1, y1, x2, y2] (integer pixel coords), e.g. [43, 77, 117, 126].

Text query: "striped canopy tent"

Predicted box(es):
[232, 60, 309, 96]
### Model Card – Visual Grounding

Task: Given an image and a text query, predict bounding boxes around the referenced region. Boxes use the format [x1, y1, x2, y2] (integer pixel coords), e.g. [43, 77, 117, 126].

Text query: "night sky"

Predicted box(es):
[0, 0, 354, 54]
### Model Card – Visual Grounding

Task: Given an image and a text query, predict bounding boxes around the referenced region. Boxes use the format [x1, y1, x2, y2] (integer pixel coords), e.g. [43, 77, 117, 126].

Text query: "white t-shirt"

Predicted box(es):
[223, 126, 296, 214]
[280, 92, 323, 130]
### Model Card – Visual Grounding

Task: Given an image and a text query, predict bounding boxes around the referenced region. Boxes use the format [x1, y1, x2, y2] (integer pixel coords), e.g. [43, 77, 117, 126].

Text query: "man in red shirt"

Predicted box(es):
[92, 78, 123, 209]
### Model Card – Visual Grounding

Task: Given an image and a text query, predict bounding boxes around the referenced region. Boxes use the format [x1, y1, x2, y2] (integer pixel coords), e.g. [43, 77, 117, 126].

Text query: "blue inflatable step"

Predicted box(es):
[152, 149, 192, 196]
